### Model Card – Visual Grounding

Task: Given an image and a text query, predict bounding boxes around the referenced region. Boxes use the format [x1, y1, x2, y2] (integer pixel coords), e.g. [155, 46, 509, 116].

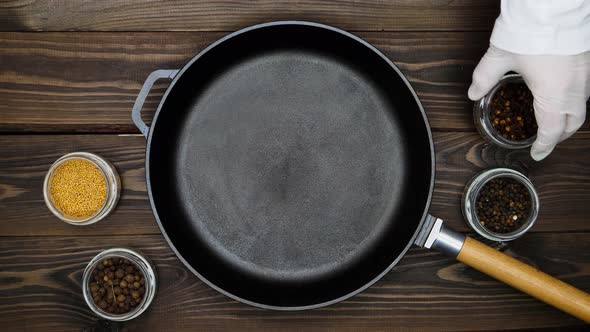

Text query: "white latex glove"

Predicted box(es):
[468, 0, 590, 161]
[468, 47, 590, 161]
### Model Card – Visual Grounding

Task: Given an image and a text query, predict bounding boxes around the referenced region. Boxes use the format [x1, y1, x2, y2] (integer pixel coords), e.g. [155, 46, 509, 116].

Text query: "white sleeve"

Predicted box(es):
[490, 0, 590, 55]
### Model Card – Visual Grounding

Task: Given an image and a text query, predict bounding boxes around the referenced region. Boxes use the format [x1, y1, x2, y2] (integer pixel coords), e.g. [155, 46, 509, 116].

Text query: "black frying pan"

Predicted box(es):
[131, 21, 590, 320]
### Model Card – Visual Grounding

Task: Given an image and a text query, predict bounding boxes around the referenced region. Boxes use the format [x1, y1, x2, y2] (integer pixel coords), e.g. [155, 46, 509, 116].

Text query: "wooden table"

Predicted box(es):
[1, 1, 589, 331]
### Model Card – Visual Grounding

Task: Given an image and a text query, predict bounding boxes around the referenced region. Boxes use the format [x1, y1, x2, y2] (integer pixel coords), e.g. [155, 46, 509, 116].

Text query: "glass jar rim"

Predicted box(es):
[474, 74, 536, 149]
[462, 168, 540, 241]
[82, 248, 157, 321]
[43, 152, 120, 225]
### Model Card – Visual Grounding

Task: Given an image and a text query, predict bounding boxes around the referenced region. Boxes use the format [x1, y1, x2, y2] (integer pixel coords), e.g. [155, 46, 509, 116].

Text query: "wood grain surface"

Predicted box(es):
[2, 1, 590, 330]
[0, 31, 488, 133]
[1, 132, 589, 237]
[1, 32, 587, 133]
[0, 0, 498, 32]
[0, 233, 588, 331]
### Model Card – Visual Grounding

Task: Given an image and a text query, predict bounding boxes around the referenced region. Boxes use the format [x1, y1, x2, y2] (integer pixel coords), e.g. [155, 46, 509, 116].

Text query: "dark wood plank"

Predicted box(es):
[0, 233, 587, 331]
[2, 31, 587, 133]
[0, 135, 150, 236]
[0, 0, 498, 32]
[1, 132, 589, 236]
[0, 31, 491, 132]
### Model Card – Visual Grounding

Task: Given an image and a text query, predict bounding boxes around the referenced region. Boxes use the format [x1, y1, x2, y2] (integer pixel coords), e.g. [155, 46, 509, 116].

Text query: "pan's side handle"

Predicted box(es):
[131, 69, 179, 138]
[421, 217, 590, 322]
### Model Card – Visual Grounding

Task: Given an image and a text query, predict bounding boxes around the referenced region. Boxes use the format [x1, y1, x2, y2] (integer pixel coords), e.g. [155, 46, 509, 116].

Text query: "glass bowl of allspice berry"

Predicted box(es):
[473, 74, 538, 149]
[83, 248, 157, 321]
[462, 168, 540, 241]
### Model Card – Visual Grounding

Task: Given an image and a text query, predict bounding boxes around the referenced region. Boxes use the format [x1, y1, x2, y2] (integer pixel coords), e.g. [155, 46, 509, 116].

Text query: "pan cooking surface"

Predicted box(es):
[176, 51, 406, 280]
[147, 22, 433, 307]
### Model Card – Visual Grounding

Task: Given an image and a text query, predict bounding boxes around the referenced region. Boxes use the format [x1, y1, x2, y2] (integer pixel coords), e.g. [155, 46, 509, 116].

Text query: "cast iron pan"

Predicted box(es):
[132, 22, 590, 319]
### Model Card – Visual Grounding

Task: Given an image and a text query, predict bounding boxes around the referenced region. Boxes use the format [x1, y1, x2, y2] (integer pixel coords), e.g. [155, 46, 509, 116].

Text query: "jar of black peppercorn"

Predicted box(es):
[82, 248, 157, 321]
[462, 168, 540, 241]
[473, 74, 538, 149]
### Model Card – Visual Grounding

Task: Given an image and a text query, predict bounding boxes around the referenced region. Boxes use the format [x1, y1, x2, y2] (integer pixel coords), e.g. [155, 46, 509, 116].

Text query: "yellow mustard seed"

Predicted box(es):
[49, 159, 107, 219]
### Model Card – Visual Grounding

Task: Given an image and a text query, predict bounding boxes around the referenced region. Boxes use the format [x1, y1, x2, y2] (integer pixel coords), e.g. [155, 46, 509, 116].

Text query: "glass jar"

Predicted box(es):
[82, 248, 157, 321]
[462, 168, 540, 241]
[473, 74, 536, 149]
[43, 152, 120, 225]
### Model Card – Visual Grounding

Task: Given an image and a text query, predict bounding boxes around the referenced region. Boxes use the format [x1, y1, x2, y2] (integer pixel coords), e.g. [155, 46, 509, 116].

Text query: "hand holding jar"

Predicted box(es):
[468, 0, 590, 161]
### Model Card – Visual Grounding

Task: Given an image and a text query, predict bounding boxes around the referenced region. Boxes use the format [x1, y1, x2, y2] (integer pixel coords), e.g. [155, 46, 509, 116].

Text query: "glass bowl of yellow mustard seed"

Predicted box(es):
[462, 168, 540, 242]
[43, 152, 120, 225]
[473, 74, 538, 149]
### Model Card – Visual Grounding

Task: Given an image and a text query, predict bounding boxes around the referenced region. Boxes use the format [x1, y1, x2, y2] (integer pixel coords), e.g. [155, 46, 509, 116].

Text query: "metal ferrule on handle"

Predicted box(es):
[131, 69, 179, 138]
[422, 217, 465, 257]
[414, 215, 465, 257]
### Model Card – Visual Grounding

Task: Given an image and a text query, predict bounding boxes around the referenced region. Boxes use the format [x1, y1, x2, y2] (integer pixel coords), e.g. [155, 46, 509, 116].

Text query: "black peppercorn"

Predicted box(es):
[475, 177, 531, 233]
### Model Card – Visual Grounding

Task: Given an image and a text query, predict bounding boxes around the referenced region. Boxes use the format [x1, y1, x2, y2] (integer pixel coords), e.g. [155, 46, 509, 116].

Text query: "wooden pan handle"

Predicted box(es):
[457, 236, 590, 322]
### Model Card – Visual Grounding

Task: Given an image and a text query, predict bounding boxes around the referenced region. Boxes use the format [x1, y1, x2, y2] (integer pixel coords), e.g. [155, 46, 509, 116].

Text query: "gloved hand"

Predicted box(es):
[468, 46, 590, 161]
